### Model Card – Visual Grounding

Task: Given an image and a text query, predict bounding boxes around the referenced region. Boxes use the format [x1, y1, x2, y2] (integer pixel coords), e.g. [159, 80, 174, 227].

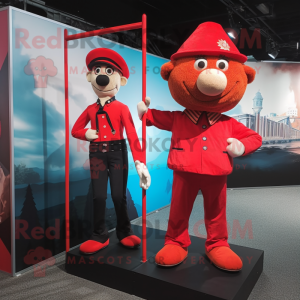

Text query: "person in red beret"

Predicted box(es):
[138, 22, 262, 271]
[72, 48, 151, 254]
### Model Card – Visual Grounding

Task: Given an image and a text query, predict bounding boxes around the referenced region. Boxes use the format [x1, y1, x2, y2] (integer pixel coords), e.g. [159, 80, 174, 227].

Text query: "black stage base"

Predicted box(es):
[66, 225, 263, 300]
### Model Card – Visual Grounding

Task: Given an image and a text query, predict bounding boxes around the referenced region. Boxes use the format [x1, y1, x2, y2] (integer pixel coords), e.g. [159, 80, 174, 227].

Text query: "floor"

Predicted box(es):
[0, 186, 299, 300]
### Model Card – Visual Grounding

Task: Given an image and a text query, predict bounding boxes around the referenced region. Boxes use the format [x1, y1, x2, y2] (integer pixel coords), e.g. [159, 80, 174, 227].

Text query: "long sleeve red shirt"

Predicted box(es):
[71, 100, 144, 163]
[145, 108, 262, 175]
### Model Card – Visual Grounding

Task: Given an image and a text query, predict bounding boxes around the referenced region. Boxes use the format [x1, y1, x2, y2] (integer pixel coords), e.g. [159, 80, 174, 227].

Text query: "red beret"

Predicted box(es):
[171, 22, 247, 63]
[86, 48, 130, 79]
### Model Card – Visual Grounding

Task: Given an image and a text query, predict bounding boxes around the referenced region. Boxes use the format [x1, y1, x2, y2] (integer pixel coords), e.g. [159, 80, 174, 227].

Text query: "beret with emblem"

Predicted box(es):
[171, 22, 247, 63]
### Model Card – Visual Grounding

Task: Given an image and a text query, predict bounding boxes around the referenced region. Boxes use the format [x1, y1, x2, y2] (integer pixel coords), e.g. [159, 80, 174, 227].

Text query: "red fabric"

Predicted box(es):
[206, 246, 243, 271]
[146, 109, 262, 175]
[171, 22, 247, 63]
[71, 100, 144, 163]
[86, 48, 130, 78]
[0, 238, 11, 273]
[79, 239, 109, 254]
[0, 11, 8, 70]
[120, 235, 141, 248]
[155, 244, 188, 266]
[165, 171, 229, 252]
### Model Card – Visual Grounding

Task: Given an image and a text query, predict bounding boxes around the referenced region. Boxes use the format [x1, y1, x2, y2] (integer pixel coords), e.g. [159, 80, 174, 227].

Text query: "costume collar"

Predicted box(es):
[184, 109, 222, 126]
[96, 96, 116, 108]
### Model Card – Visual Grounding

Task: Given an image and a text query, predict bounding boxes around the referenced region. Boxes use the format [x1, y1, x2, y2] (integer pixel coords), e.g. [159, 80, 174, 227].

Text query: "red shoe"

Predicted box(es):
[155, 244, 188, 267]
[206, 246, 243, 271]
[79, 239, 109, 254]
[120, 235, 141, 248]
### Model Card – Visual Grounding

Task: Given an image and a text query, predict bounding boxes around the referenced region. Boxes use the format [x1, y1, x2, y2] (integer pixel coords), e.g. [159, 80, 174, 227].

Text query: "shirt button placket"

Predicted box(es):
[102, 116, 106, 141]
[202, 124, 207, 151]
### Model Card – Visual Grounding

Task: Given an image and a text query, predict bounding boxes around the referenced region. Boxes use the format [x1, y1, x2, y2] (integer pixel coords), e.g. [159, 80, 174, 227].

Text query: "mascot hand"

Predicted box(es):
[135, 160, 151, 190]
[85, 129, 99, 141]
[226, 138, 245, 158]
[137, 96, 151, 120]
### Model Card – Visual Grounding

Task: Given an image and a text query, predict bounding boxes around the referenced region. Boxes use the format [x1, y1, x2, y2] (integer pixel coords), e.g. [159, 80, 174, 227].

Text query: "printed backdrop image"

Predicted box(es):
[0, 9, 11, 274]
[11, 8, 180, 272]
[226, 62, 300, 187]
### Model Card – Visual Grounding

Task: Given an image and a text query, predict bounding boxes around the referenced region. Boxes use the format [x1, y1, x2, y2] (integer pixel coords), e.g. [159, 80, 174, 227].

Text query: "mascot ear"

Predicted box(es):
[243, 65, 256, 84]
[86, 71, 92, 82]
[161, 61, 175, 81]
[120, 76, 128, 86]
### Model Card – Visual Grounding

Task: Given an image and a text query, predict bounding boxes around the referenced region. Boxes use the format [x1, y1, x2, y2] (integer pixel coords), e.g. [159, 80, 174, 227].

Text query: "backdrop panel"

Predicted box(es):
[227, 62, 300, 187]
[10, 7, 179, 273]
[0, 8, 12, 275]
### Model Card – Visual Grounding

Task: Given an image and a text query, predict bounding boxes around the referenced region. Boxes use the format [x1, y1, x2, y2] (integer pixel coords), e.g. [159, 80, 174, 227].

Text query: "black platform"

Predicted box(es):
[66, 225, 263, 300]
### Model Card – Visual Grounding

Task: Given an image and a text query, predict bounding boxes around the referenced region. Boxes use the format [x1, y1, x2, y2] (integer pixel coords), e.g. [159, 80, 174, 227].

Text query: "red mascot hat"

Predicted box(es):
[86, 48, 130, 79]
[171, 22, 247, 63]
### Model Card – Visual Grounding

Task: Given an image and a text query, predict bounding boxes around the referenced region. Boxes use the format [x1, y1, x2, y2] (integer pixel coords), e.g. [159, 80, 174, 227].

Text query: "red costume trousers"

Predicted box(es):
[165, 171, 229, 252]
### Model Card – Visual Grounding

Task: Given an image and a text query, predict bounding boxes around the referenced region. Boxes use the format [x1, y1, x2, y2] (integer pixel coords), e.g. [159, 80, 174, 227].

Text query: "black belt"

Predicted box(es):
[89, 139, 127, 153]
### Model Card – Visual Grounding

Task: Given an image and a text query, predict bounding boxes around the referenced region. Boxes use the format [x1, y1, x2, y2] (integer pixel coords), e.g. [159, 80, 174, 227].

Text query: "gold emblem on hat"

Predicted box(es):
[217, 39, 230, 51]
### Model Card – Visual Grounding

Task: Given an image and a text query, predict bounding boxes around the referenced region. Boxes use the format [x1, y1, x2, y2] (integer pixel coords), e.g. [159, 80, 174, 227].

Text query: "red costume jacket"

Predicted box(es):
[146, 108, 262, 175]
[71, 99, 144, 162]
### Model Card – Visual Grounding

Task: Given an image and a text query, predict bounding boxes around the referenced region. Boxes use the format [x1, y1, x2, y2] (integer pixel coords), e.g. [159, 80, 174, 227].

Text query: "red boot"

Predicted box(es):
[120, 235, 141, 248]
[206, 246, 243, 271]
[155, 244, 188, 267]
[79, 239, 109, 254]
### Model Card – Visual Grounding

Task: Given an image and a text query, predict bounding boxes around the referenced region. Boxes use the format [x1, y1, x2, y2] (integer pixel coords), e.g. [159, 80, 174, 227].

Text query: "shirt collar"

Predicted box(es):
[184, 109, 222, 126]
[96, 96, 116, 108]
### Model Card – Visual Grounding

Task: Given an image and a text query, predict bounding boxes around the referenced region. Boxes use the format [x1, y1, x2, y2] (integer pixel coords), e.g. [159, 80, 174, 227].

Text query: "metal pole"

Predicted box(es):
[142, 14, 147, 263]
[64, 29, 70, 253]
[64, 20, 147, 255]
[66, 22, 143, 41]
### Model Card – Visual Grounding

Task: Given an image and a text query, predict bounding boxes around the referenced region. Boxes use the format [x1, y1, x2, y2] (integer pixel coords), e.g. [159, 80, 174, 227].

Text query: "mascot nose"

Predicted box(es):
[96, 75, 110, 86]
[196, 69, 227, 96]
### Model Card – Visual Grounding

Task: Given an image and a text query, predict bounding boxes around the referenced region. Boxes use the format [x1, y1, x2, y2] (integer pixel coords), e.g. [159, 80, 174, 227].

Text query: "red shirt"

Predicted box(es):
[146, 108, 262, 175]
[71, 99, 144, 163]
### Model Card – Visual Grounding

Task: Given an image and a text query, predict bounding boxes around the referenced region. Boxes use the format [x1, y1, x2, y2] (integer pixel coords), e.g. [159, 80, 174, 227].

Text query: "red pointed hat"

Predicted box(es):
[171, 22, 247, 63]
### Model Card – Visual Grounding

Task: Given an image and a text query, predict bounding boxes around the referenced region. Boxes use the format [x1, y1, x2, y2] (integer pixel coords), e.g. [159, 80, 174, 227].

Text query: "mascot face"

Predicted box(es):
[161, 56, 256, 113]
[86, 64, 127, 99]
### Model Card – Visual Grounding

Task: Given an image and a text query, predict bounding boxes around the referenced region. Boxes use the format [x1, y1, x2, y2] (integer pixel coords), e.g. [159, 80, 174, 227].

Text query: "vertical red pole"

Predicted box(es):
[142, 14, 147, 262]
[64, 29, 70, 253]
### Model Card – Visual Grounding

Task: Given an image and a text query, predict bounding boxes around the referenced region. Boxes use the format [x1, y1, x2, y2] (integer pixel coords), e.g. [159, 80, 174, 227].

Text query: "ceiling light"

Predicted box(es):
[227, 9, 240, 37]
[268, 48, 279, 59]
[228, 32, 235, 39]
[256, 3, 270, 14]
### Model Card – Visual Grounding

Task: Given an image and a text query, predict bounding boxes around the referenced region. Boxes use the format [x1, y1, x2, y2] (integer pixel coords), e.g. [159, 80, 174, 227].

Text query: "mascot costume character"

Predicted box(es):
[138, 22, 262, 271]
[72, 48, 151, 254]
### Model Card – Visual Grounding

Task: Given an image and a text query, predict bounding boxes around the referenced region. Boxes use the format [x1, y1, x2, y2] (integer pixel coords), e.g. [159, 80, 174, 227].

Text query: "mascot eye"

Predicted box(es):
[94, 67, 101, 75]
[105, 67, 114, 75]
[194, 59, 207, 71]
[216, 59, 229, 71]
